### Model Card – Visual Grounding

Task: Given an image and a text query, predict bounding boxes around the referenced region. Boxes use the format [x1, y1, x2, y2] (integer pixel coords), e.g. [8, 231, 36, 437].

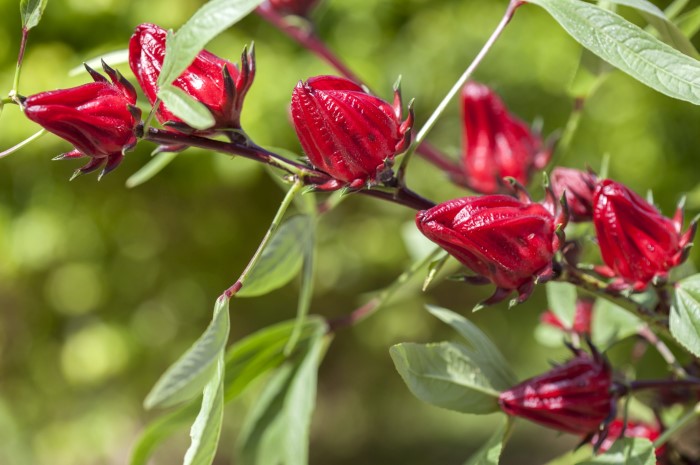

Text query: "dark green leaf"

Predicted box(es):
[20, 0, 48, 30]
[158, 86, 215, 131]
[145, 297, 230, 409]
[157, 0, 264, 88]
[670, 274, 700, 357]
[527, 0, 700, 104]
[237, 215, 312, 298]
[427, 305, 516, 388]
[546, 282, 578, 328]
[390, 342, 503, 414]
[576, 437, 656, 464]
[462, 418, 511, 465]
[183, 356, 225, 465]
[236, 320, 327, 465]
[129, 401, 199, 465]
[126, 152, 179, 189]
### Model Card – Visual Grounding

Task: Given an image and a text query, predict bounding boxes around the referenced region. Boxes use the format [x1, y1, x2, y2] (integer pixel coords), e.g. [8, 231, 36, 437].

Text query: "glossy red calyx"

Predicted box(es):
[550, 167, 597, 223]
[461, 81, 550, 194]
[593, 179, 696, 291]
[128, 23, 254, 132]
[22, 61, 140, 179]
[290, 75, 413, 190]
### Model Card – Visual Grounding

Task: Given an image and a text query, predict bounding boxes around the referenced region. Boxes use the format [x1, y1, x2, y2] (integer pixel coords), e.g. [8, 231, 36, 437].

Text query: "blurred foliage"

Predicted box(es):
[0, 0, 699, 464]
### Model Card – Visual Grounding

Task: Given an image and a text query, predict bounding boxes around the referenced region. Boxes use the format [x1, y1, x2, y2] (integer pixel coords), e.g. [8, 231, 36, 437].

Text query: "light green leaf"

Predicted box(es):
[526, 0, 700, 104]
[126, 151, 179, 188]
[591, 298, 643, 349]
[158, 86, 215, 130]
[670, 274, 700, 357]
[237, 215, 312, 298]
[129, 401, 199, 465]
[576, 437, 656, 465]
[546, 282, 578, 328]
[20, 0, 48, 30]
[462, 418, 511, 465]
[390, 342, 503, 414]
[157, 0, 263, 88]
[236, 320, 327, 465]
[427, 305, 516, 388]
[183, 356, 225, 465]
[145, 296, 230, 409]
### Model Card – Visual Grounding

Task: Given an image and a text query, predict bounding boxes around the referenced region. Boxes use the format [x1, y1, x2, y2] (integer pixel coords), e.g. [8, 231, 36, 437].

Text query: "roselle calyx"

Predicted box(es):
[415, 191, 567, 307]
[21, 61, 141, 179]
[290, 75, 413, 190]
[550, 167, 597, 223]
[128, 23, 255, 132]
[591, 419, 665, 458]
[593, 179, 696, 291]
[499, 349, 614, 436]
[461, 81, 550, 194]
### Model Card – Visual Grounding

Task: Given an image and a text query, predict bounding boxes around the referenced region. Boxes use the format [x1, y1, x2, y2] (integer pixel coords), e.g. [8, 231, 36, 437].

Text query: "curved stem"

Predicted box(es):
[638, 324, 687, 378]
[359, 185, 436, 211]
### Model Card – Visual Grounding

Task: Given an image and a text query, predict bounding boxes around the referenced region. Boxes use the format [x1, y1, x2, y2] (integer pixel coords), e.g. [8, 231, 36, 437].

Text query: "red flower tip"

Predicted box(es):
[291, 75, 413, 189]
[499, 350, 614, 436]
[461, 81, 550, 194]
[415, 194, 563, 306]
[22, 62, 140, 179]
[541, 298, 594, 335]
[593, 179, 696, 291]
[128, 23, 254, 132]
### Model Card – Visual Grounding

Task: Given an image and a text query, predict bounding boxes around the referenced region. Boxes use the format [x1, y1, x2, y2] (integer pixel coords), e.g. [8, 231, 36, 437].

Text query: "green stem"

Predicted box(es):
[327, 247, 444, 331]
[223, 179, 304, 297]
[653, 401, 700, 448]
[665, 0, 690, 20]
[11, 28, 30, 97]
[638, 325, 687, 378]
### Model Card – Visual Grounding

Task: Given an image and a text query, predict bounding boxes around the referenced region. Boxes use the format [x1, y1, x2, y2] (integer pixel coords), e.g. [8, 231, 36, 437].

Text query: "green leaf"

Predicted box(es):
[546, 282, 578, 328]
[158, 86, 215, 130]
[576, 437, 656, 464]
[526, 0, 700, 105]
[20, 0, 48, 30]
[426, 305, 516, 388]
[389, 342, 503, 414]
[157, 0, 264, 88]
[145, 296, 230, 409]
[237, 215, 312, 298]
[236, 320, 327, 465]
[462, 418, 511, 465]
[423, 251, 450, 291]
[126, 151, 179, 188]
[670, 274, 700, 357]
[591, 298, 644, 349]
[129, 401, 199, 465]
[183, 356, 225, 465]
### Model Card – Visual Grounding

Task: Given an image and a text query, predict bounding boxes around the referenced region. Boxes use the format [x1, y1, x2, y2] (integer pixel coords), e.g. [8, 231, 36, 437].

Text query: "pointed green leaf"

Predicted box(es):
[390, 341, 503, 414]
[426, 305, 516, 388]
[462, 418, 511, 465]
[670, 274, 700, 357]
[158, 86, 215, 130]
[526, 0, 700, 105]
[20, 0, 48, 30]
[183, 356, 225, 465]
[157, 0, 264, 88]
[145, 296, 230, 409]
[237, 215, 312, 298]
[546, 282, 578, 328]
[126, 151, 179, 188]
[576, 437, 656, 464]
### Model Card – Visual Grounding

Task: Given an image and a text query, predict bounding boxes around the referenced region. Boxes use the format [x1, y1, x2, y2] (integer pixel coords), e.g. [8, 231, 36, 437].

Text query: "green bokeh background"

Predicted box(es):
[0, 0, 698, 464]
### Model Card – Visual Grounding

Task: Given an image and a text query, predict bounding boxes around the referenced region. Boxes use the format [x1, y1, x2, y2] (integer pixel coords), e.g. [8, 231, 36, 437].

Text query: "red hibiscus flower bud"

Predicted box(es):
[128, 23, 254, 132]
[265, 0, 320, 16]
[291, 75, 413, 190]
[499, 350, 614, 436]
[593, 179, 696, 291]
[415, 193, 565, 306]
[592, 419, 665, 457]
[540, 298, 594, 335]
[461, 81, 550, 194]
[550, 167, 597, 222]
[21, 61, 140, 179]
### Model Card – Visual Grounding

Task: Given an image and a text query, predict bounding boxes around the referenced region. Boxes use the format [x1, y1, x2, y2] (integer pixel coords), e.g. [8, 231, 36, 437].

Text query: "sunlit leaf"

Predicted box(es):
[20, 0, 48, 30]
[145, 296, 230, 409]
[670, 273, 700, 357]
[527, 0, 700, 104]
[158, 86, 215, 130]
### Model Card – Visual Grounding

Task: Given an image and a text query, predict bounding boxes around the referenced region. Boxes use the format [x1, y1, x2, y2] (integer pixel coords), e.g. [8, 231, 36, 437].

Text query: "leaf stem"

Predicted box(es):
[653, 401, 700, 448]
[223, 178, 304, 298]
[327, 247, 444, 332]
[11, 28, 30, 97]
[638, 324, 687, 378]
